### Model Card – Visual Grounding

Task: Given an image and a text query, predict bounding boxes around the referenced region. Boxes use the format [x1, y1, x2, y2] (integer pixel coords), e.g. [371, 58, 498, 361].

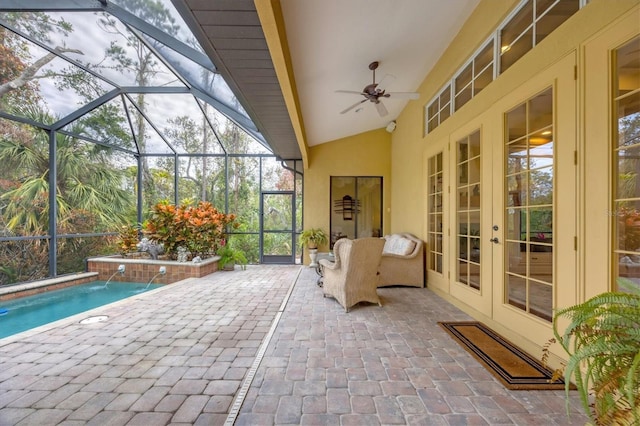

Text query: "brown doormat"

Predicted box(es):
[438, 321, 568, 390]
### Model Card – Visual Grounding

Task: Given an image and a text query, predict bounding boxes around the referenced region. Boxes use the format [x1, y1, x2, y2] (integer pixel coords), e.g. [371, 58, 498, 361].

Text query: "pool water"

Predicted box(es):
[0, 282, 161, 339]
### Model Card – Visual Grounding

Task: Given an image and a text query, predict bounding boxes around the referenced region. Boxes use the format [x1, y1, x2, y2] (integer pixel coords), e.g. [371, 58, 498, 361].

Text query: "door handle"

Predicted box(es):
[489, 237, 499, 244]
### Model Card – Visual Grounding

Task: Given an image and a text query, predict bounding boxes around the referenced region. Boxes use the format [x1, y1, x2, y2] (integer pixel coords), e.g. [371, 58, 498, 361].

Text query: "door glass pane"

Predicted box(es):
[428, 153, 444, 273]
[456, 130, 481, 290]
[504, 87, 554, 320]
[356, 178, 383, 238]
[613, 36, 640, 292]
[262, 193, 293, 260]
[263, 194, 293, 231]
[330, 177, 382, 249]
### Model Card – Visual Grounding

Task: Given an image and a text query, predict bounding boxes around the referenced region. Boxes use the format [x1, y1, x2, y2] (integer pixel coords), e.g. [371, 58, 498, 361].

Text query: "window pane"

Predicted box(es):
[617, 92, 640, 147]
[455, 64, 472, 96]
[474, 67, 493, 96]
[474, 41, 494, 74]
[529, 281, 552, 321]
[501, 28, 534, 73]
[617, 145, 640, 199]
[535, 0, 580, 45]
[613, 36, 640, 291]
[616, 37, 640, 97]
[501, 1, 534, 48]
[529, 88, 553, 132]
[455, 87, 473, 111]
[507, 104, 527, 141]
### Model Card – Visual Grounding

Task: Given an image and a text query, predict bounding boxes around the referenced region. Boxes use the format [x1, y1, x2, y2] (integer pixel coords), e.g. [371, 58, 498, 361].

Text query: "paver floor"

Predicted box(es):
[0, 265, 591, 425]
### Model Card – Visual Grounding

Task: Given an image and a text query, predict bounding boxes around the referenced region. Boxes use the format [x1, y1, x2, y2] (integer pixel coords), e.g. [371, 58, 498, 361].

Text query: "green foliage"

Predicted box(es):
[0, 111, 133, 234]
[553, 286, 640, 425]
[117, 224, 140, 256]
[143, 200, 239, 260]
[299, 228, 328, 249]
[217, 244, 247, 270]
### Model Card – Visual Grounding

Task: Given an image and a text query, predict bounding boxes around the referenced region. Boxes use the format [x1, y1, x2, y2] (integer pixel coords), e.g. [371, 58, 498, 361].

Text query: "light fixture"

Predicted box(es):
[386, 121, 397, 133]
[334, 195, 360, 220]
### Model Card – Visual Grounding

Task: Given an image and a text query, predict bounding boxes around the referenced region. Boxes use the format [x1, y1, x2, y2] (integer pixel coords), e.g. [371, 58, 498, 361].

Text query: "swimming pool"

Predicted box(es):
[0, 282, 161, 339]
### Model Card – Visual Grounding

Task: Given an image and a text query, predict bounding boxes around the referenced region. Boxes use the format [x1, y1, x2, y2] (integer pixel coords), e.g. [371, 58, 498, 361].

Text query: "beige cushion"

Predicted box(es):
[383, 235, 416, 256]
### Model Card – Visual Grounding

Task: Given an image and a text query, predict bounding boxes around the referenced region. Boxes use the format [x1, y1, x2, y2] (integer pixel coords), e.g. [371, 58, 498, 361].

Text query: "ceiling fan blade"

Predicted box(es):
[335, 90, 365, 95]
[340, 99, 367, 114]
[386, 91, 420, 100]
[375, 101, 388, 117]
[375, 74, 396, 93]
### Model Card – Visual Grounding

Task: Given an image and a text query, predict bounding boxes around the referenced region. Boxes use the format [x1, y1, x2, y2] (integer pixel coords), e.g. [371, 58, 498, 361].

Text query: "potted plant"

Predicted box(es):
[299, 228, 328, 267]
[217, 245, 248, 271]
[551, 278, 640, 425]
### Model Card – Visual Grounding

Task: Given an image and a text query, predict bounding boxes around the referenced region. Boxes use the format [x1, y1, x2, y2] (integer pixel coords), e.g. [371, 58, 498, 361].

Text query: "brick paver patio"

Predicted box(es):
[0, 265, 590, 425]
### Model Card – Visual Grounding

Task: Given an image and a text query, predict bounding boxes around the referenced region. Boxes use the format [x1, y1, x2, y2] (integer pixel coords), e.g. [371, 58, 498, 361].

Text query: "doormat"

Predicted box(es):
[438, 321, 568, 390]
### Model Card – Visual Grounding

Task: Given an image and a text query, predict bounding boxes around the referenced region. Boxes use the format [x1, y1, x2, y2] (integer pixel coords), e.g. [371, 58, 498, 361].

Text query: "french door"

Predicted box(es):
[428, 52, 577, 348]
[491, 53, 576, 344]
[449, 127, 493, 317]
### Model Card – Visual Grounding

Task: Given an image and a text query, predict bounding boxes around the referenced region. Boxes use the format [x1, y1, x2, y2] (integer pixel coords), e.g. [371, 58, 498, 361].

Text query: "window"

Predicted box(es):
[426, 85, 451, 134]
[330, 177, 382, 248]
[428, 153, 444, 273]
[426, 0, 582, 134]
[500, 0, 579, 73]
[454, 41, 495, 111]
[505, 87, 554, 321]
[456, 131, 481, 289]
[612, 35, 640, 293]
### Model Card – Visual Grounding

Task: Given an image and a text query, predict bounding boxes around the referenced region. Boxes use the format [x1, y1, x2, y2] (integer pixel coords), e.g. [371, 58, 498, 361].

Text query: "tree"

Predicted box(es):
[0, 107, 133, 234]
[0, 13, 75, 110]
[96, 1, 180, 209]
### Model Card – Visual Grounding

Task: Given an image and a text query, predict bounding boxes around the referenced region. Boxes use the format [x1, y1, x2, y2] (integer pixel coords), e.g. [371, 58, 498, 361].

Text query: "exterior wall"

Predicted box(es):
[390, 0, 518, 236]
[390, 0, 640, 362]
[303, 128, 391, 259]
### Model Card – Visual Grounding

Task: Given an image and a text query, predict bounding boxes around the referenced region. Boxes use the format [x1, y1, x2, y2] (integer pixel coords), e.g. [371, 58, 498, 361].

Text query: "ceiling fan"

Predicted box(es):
[336, 61, 420, 117]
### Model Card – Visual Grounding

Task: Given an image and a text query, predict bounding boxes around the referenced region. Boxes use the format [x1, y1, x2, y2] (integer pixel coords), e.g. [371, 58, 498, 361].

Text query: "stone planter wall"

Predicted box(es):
[86, 255, 221, 284]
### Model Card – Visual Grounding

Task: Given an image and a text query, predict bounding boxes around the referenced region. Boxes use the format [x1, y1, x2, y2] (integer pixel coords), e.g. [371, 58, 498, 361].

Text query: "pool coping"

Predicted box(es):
[0, 272, 99, 300]
[0, 276, 197, 347]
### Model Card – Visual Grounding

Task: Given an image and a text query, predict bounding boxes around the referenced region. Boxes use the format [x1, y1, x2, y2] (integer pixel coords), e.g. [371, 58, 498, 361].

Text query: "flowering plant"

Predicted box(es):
[143, 200, 239, 260]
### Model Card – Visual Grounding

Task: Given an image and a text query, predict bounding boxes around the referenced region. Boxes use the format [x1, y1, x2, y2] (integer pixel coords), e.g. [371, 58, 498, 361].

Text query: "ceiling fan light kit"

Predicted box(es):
[336, 61, 420, 117]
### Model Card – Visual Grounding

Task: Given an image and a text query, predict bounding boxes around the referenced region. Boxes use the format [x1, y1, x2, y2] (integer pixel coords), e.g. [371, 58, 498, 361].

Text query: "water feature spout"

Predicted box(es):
[104, 264, 126, 288]
[145, 266, 166, 289]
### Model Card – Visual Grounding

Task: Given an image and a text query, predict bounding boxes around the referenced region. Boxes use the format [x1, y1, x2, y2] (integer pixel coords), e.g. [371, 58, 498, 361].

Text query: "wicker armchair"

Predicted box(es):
[319, 237, 385, 312]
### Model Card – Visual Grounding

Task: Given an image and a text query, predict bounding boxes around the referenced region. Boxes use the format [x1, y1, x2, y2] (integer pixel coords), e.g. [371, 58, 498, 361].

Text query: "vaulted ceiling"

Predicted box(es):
[174, 0, 481, 161]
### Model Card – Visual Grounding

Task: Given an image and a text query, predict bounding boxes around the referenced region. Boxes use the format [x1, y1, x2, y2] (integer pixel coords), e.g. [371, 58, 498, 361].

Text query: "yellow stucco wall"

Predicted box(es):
[390, 0, 518, 236]
[392, 0, 640, 241]
[388, 0, 640, 360]
[303, 128, 391, 254]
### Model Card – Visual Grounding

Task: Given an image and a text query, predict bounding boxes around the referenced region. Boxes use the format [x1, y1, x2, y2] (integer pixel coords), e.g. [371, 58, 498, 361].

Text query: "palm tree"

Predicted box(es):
[0, 106, 134, 234]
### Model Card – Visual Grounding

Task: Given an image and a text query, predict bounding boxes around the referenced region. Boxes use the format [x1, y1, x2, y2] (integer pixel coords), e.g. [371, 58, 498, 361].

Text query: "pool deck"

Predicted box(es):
[0, 265, 590, 425]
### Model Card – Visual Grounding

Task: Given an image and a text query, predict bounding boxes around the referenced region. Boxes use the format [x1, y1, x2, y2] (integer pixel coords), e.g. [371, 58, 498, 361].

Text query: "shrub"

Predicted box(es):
[143, 200, 239, 260]
[552, 280, 640, 425]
